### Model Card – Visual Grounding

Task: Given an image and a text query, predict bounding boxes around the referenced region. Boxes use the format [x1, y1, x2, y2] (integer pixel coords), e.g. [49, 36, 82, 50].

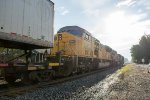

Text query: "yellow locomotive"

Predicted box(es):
[49, 26, 124, 76]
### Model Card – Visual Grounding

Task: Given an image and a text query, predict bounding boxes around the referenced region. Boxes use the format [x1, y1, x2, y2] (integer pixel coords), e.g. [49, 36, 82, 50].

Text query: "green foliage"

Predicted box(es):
[0, 48, 24, 62]
[131, 34, 150, 63]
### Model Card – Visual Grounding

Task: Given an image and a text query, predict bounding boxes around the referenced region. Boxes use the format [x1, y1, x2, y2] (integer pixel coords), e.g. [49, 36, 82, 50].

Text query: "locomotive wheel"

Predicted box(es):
[29, 71, 41, 83]
[86, 64, 91, 72]
[29, 70, 54, 83]
[20, 72, 33, 84]
[59, 61, 73, 77]
[39, 71, 54, 82]
[5, 76, 16, 84]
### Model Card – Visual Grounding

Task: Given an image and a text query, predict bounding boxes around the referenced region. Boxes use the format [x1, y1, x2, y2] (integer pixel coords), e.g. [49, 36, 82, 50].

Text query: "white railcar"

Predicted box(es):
[0, 0, 54, 49]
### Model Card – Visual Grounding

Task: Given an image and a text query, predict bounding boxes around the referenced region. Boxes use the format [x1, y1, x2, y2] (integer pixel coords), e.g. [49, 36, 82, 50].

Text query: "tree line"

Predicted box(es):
[131, 34, 150, 64]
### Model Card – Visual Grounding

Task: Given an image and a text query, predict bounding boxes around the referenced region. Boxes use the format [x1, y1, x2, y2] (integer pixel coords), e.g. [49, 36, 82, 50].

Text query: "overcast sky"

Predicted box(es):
[53, 0, 150, 61]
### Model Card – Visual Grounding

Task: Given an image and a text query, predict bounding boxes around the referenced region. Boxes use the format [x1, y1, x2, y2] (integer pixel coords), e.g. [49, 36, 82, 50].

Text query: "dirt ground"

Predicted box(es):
[104, 64, 150, 100]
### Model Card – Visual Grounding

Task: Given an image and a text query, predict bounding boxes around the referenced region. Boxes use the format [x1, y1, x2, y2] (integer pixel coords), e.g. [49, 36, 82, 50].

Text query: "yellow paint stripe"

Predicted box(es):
[37, 66, 45, 69]
[49, 63, 59, 66]
[28, 66, 45, 70]
[28, 67, 37, 70]
[49, 63, 64, 67]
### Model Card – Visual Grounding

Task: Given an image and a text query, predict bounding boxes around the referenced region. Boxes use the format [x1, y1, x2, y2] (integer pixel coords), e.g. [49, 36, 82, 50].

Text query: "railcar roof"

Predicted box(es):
[57, 26, 91, 37]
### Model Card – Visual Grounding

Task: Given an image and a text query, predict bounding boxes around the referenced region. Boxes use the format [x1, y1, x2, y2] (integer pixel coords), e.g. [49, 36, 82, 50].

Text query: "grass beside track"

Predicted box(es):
[115, 64, 133, 80]
[117, 64, 133, 74]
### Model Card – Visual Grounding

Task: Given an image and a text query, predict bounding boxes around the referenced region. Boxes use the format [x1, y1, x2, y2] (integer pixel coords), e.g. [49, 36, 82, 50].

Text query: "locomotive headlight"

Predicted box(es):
[61, 58, 64, 61]
[61, 57, 66, 62]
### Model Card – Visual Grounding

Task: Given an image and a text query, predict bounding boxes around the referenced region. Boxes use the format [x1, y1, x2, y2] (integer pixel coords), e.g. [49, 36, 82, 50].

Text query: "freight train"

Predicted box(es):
[0, 0, 124, 84]
[0, 26, 124, 84]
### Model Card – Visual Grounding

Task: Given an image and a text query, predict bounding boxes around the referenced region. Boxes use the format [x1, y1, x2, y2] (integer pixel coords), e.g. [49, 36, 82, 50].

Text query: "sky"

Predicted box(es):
[53, 0, 150, 61]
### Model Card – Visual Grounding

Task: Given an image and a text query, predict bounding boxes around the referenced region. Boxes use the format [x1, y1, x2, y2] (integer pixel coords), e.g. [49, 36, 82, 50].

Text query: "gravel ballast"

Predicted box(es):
[0, 66, 119, 100]
[1, 64, 150, 100]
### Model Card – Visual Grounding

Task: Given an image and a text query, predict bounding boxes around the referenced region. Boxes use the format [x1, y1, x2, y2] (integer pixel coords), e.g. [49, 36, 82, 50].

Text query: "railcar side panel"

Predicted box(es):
[0, 0, 54, 48]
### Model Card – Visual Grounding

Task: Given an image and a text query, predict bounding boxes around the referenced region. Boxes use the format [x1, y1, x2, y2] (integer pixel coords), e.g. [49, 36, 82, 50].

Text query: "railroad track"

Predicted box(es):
[0, 67, 110, 98]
